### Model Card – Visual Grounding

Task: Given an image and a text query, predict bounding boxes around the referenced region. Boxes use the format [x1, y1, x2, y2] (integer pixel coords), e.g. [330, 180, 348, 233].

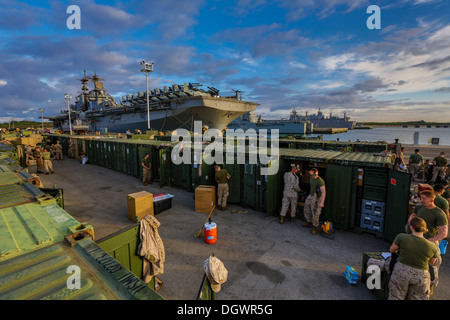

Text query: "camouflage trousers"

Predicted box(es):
[304, 194, 322, 227]
[280, 196, 298, 217]
[217, 183, 229, 208]
[55, 150, 63, 160]
[431, 166, 445, 183]
[43, 160, 54, 174]
[388, 262, 431, 300]
[36, 158, 43, 172]
[143, 168, 152, 184]
[409, 164, 421, 179]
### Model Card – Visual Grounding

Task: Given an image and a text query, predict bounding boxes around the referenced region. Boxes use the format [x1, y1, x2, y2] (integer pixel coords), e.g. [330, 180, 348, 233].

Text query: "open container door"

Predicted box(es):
[383, 169, 411, 243]
[324, 164, 353, 230]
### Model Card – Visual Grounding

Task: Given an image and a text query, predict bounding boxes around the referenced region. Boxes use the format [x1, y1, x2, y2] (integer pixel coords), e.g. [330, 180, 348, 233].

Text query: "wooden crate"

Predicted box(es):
[127, 191, 154, 222]
[195, 185, 216, 213]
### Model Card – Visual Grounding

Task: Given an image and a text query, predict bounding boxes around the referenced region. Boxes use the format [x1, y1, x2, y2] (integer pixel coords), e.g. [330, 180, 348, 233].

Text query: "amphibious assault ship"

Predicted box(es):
[48, 70, 258, 133]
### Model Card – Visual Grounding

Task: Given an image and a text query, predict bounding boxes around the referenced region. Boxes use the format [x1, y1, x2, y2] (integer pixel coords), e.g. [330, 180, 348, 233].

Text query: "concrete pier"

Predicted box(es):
[36, 155, 450, 301]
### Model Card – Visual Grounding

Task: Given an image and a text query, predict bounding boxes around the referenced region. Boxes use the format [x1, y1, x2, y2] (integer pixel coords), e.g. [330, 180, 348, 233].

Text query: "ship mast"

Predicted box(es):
[91, 70, 105, 91]
[77, 69, 91, 111]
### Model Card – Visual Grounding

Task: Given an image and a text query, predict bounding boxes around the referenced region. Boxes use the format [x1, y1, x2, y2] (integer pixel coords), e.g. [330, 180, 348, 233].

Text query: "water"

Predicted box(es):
[307, 126, 450, 146]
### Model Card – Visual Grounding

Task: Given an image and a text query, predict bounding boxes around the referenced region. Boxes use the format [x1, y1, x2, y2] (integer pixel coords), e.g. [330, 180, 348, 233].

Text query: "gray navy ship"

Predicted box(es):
[305, 108, 356, 129]
[228, 108, 356, 134]
[48, 70, 258, 133]
[227, 109, 314, 134]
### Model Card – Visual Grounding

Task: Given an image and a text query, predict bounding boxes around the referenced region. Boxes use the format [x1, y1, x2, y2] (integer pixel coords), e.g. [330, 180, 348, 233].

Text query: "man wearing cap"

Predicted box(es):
[431, 152, 448, 184]
[303, 168, 326, 234]
[279, 165, 301, 224]
[55, 140, 64, 160]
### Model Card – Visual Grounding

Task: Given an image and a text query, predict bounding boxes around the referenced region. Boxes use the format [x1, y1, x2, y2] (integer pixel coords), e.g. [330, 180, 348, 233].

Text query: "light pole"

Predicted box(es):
[38, 108, 45, 132]
[140, 60, 154, 130]
[64, 93, 72, 135]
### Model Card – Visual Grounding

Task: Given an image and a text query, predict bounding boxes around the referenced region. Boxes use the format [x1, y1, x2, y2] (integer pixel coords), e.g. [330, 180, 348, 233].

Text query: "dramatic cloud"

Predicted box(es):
[0, 0, 449, 123]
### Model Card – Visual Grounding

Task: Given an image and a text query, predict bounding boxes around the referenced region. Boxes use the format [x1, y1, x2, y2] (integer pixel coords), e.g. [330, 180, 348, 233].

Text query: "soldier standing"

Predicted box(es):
[142, 153, 152, 186]
[388, 217, 439, 300]
[431, 152, 448, 184]
[408, 190, 448, 295]
[303, 168, 326, 235]
[215, 165, 230, 211]
[408, 149, 424, 181]
[33, 146, 43, 174]
[41, 148, 55, 175]
[49, 144, 57, 159]
[68, 140, 75, 158]
[279, 165, 301, 224]
[55, 141, 64, 160]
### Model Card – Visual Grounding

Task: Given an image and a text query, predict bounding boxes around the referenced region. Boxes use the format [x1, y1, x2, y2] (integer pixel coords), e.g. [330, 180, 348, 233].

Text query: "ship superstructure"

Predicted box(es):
[304, 108, 356, 129]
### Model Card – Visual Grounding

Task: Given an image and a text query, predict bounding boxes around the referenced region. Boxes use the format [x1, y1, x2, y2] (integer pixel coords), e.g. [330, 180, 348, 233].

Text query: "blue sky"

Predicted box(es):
[1, 0, 450, 124]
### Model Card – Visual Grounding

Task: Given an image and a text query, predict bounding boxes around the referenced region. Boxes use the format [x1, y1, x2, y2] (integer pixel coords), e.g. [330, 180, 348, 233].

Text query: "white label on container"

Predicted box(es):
[44, 205, 69, 223]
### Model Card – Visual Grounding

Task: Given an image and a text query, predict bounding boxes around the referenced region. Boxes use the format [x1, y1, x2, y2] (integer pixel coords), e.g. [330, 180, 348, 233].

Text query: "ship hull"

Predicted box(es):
[53, 96, 258, 133]
[227, 121, 313, 134]
[309, 120, 356, 130]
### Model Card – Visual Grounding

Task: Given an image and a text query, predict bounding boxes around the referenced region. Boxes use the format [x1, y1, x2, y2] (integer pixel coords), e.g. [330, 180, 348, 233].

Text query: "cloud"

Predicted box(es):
[0, 1, 48, 31]
[211, 23, 319, 57]
[435, 87, 450, 92]
[353, 78, 389, 92]
[276, 0, 369, 21]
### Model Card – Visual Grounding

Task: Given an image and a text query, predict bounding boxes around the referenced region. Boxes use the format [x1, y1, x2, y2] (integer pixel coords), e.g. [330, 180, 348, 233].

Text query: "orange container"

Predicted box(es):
[204, 221, 217, 244]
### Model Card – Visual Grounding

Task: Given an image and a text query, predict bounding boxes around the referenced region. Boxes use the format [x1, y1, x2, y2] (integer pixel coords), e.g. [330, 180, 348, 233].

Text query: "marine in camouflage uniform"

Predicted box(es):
[33, 147, 43, 174]
[55, 141, 64, 160]
[215, 165, 230, 211]
[303, 168, 326, 234]
[279, 166, 301, 224]
[390, 217, 440, 300]
[41, 149, 54, 175]
[389, 262, 432, 300]
[407, 193, 448, 292]
[142, 153, 152, 186]
[431, 152, 448, 184]
[408, 149, 424, 181]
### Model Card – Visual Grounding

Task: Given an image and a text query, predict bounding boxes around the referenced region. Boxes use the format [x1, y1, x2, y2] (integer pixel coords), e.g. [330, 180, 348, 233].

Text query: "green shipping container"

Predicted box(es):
[159, 147, 172, 187]
[0, 202, 163, 300]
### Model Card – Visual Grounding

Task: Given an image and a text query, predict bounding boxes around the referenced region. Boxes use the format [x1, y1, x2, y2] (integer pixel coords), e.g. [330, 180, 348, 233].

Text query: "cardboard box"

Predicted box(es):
[127, 191, 154, 222]
[195, 185, 216, 213]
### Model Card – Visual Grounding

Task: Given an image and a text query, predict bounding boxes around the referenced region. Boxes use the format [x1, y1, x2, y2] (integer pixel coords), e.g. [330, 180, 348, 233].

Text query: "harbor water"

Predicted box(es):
[308, 126, 450, 146]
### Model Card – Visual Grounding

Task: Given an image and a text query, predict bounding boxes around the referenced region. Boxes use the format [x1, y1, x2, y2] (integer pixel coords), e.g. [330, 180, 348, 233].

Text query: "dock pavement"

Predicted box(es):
[36, 154, 450, 301]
